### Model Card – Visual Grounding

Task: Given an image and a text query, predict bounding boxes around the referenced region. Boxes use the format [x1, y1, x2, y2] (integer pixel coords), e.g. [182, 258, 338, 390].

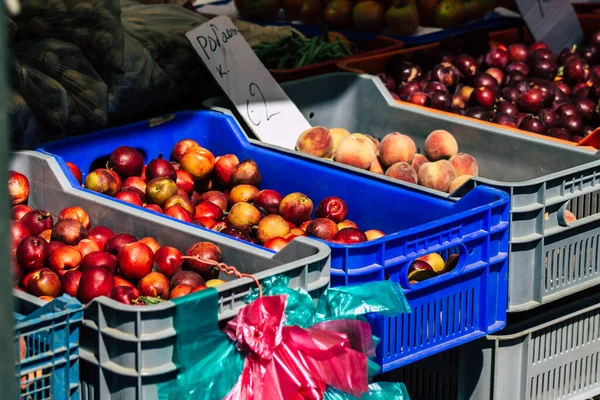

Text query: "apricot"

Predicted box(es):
[256, 214, 291, 244]
[227, 203, 261, 232]
[411, 154, 429, 174]
[449, 153, 479, 176]
[334, 134, 376, 170]
[329, 127, 350, 153]
[416, 253, 444, 273]
[385, 162, 418, 184]
[418, 160, 456, 192]
[296, 126, 333, 158]
[180, 147, 215, 180]
[369, 157, 385, 174]
[230, 184, 260, 204]
[379, 132, 416, 167]
[365, 229, 385, 241]
[424, 130, 458, 161]
[448, 175, 472, 193]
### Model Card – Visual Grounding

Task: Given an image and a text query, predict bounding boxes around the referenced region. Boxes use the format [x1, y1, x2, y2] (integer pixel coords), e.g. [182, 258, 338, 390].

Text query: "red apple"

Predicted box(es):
[76, 238, 101, 257]
[194, 201, 223, 221]
[86, 226, 115, 251]
[62, 270, 82, 297]
[264, 237, 289, 252]
[333, 227, 367, 244]
[27, 269, 61, 297]
[185, 242, 222, 278]
[48, 246, 82, 277]
[170, 284, 192, 299]
[138, 237, 161, 254]
[11, 205, 32, 221]
[146, 157, 177, 181]
[108, 146, 144, 178]
[155, 246, 183, 278]
[194, 217, 216, 229]
[306, 218, 339, 240]
[21, 210, 53, 236]
[104, 233, 137, 256]
[48, 241, 66, 253]
[8, 170, 30, 205]
[106, 169, 122, 192]
[118, 242, 154, 280]
[51, 218, 87, 246]
[78, 266, 114, 303]
[11, 221, 30, 251]
[315, 196, 348, 223]
[81, 251, 117, 274]
[115, 191, 144, 207]
[175, 169, 195, 195]
[171, 139, 200, 163]
[255, 189, 283, 215]
[138, 272, 170, 299]
[114, 276, 135, 288]
[279, 193, 313, 226]
[17, 236, 49, 271]
[164, 205, 193, 222]
[170, 270, 205, 289]
[199, 191, 228, 211]
[191, 285, 207, 293]
[214, 154, 240, 186]
[59, 206, 91, 230]
[84, 168, 119, 196]
[190, 191, 202, 206]
[146, 177, 178, 207]
[38, 229, 52, 243]
[66, 162, 83, 185]
[144, 204, 163, 213]
[164, 195, 195, 217]
[110, 286, 141, 305]
[123, 176, 147, 193]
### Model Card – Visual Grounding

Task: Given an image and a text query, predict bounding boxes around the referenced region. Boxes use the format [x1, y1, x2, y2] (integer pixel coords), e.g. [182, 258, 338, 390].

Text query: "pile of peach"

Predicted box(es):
[66, 140, 386, 250]
[296, 126, 479, 193]
[8, 171, 226, 306]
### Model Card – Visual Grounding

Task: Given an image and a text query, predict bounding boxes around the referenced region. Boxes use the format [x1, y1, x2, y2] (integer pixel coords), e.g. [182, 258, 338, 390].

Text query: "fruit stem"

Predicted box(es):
[180, 256, 263, 297]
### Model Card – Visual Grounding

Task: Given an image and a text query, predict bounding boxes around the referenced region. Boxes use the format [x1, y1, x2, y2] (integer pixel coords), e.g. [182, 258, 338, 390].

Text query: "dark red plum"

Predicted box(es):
[517, 88, 544, 113]
[554, 81, 571, 97]
[530, 59, 558, 79]
[500, 87, 520, 103]
[506, 62, 530, 76]
[580, 45, 599, 65]
[558, 115, 584, 136]
[503, 71, 527, 87]
[496, 101, 518, 116]
[491, 113, 515, 125]
[431, 63, 460, 90]
[510, 79, 529, 94]
[508, 43, 529, 62]
[464, 107, 493, 121]
[529, 48, 554, 63]
[396, 81, 421, 100]
[538, 109, 559, 129]
[473, 73, 499, 91]
[532, 83, 555, 108]
[547, 128, 571, 140]
[563, 58, 589, 84]
[452, 54, 478, 81]
[556, 104, 581, 119]
[408, 92, 428, 106]
[589, 31, 600, 48]
[424, 81, 449, 93]
[558, 46, 577, 66]
[576, 98, 595, 122]
[469, 86, 496, 110]
[584, 126, 594, 136]
[377, 73, 396, 92]
[519, 116, 546, 134]
[426, 90, 452, 111]
[484, 48, 509, 69]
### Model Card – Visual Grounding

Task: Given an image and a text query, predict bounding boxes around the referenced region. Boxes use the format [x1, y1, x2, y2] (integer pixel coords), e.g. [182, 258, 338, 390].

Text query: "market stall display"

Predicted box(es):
[36, 110, 510, 372]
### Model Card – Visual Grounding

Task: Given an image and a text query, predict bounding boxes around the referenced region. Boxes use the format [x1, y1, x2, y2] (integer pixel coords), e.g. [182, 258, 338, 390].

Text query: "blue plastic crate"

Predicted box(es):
[14, 291, 84, 400]
[37, 110, 510, 370]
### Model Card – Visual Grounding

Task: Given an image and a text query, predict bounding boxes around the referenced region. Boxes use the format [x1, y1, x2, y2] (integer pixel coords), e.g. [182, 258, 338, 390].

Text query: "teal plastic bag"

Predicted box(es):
[157, 288, 244, 400]
[325, 382, 411, 400]
[159, 276, 411, 400]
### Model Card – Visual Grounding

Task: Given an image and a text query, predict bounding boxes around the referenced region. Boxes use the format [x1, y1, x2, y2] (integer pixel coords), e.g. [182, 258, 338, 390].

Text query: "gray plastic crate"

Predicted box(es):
[11, 151, 330, 400]
[205, 72, 600, 313]
[379, 293, 600, 400]
[380, 290, 600, 400]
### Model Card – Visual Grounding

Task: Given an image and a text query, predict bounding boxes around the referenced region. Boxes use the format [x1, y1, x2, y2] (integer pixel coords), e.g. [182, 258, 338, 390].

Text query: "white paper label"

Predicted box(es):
[515, 0, 583, 53]
[186, 16, 311, 149]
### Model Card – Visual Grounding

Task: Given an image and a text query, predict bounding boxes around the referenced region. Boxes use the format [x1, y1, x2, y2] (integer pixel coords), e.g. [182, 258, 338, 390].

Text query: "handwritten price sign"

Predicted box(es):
[515, 0, 583, 52]
[186, 16, 311, 149]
